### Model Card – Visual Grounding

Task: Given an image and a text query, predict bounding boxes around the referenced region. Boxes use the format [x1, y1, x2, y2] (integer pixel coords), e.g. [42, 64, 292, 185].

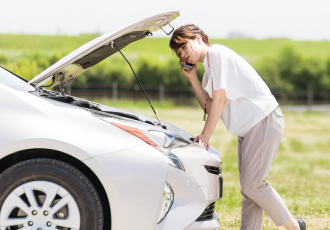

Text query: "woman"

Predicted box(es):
[169, 24, 306, 230]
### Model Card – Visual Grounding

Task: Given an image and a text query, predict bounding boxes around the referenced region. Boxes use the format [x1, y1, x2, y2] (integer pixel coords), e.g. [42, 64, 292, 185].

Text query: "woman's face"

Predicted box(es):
[177, 36, 203, 64]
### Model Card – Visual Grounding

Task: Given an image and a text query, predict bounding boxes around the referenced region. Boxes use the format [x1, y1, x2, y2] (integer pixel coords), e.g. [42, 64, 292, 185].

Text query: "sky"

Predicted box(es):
[1, 0, 330, 41]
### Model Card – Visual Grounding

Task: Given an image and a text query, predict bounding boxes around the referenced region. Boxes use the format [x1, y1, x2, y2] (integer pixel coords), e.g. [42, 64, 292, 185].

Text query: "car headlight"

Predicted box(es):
[148, 131, 187, 171]
[166, 152, 185, 171]
[148, 130, 190, 149]
[148, 131, 175, 148]
[157, 182, 174, 224]
[101, 120, 188, 171]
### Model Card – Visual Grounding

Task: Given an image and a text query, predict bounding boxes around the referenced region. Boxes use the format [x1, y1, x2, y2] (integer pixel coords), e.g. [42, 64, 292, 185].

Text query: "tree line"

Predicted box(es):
[1, 45, 330, 93]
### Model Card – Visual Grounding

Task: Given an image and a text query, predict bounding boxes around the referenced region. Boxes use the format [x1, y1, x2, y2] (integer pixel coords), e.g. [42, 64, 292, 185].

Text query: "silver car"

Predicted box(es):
[0, 11, 223, 230]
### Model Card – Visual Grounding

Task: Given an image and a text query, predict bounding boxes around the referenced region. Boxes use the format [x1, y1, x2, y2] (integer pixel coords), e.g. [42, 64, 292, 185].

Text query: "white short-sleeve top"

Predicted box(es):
[202, 44, 278, 137]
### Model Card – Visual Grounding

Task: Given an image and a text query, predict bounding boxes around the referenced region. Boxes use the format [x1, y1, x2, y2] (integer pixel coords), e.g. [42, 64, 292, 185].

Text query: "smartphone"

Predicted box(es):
[182, 63, 193, 69]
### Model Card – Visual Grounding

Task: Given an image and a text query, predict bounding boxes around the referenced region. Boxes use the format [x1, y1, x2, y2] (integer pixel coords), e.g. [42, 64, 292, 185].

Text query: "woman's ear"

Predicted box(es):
[197, 34, 202, 44]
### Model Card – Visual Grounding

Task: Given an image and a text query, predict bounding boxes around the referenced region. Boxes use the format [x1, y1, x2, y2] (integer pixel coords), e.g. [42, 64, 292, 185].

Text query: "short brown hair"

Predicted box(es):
[169, 24, 210, 59]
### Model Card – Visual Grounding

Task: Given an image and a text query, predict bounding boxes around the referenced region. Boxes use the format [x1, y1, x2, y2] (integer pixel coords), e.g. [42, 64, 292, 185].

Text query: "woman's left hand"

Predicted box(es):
[194, 134, 210, 150]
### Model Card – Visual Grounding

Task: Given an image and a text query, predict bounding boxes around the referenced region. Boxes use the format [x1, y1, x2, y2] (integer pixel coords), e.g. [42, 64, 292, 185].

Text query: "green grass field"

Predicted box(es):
[1, 33, 329, 228]
[94, 99, 330, 229]
[1, 34, 330, 63]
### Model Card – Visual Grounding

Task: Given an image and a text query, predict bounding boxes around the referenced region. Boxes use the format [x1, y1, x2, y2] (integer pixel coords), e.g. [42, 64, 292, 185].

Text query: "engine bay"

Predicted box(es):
[35, 87, 194, 143]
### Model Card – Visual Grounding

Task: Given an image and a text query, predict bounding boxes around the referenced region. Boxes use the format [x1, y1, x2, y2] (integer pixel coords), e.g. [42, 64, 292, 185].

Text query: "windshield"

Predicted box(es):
[0, 67, 35, 92]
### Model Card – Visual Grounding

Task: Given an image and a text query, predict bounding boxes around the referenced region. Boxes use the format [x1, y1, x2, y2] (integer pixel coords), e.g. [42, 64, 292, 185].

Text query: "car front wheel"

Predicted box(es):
[0, 158, 103, 230]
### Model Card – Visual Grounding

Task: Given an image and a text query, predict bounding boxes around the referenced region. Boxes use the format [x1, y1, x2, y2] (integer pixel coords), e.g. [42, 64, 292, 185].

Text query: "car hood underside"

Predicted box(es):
[26, 11, 180, 88]
[75, 31, 147, 70]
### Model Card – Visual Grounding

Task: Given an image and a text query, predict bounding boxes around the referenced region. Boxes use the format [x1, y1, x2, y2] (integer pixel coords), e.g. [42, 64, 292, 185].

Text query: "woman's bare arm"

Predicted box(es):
[179, 61, 212, 113]
[180, 61, 226, 149]
[189, 76, 212, 114]
[195, 89, 226, 149]
[201, 89, 226, 138]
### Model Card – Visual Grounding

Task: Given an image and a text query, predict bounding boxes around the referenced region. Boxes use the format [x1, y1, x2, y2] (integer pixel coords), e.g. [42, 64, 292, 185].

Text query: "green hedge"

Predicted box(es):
[0, 36, 330, 92]
[255, 45, 330, 92]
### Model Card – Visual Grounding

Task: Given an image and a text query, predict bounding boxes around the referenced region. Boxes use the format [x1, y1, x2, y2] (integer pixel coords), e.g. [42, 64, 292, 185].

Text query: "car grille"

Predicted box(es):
[204, 165, 220, 175]
[196, 202, 216, 221]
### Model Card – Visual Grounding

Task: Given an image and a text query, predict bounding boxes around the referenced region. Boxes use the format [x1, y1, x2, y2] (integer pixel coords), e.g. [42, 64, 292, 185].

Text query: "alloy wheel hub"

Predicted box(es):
[0, 181, 80, 230]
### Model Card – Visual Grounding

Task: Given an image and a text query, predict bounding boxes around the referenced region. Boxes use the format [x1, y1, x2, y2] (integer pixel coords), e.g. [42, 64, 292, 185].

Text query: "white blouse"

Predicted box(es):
[202, 44, 278, 137]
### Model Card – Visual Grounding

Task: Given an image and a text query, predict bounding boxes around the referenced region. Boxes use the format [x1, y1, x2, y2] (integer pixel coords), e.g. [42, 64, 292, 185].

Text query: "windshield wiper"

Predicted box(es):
[112, 42, 165, 129]
[96, 110, 156, 126]
[104, 111, 142, 122]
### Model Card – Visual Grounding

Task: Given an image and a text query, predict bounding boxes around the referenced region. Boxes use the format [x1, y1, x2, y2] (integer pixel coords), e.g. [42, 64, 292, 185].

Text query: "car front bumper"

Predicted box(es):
[185, 212, 220, 230]
[156, 145, 223, 230]
[84, 143, 223, 230]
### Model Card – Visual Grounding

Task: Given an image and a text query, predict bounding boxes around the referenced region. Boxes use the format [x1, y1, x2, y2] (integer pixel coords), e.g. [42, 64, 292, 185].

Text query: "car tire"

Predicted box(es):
[0, 158, 103, 230]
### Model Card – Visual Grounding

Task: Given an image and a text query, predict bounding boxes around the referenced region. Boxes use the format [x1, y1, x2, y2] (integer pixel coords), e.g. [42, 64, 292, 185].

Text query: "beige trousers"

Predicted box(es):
[237, 106, 292, 229]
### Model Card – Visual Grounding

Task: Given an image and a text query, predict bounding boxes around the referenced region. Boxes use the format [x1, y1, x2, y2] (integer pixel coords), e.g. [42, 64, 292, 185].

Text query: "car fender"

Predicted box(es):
[0, 83, 146, 160]
[84, 144, 168, 230]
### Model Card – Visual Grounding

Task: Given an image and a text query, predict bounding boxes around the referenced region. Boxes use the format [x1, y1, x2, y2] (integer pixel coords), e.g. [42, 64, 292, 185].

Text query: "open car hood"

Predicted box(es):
[26, 11, 180, 88]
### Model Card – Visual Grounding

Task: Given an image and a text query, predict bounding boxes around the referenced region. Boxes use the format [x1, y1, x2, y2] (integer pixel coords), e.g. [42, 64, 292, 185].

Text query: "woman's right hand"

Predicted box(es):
[179, 60, 197, 81]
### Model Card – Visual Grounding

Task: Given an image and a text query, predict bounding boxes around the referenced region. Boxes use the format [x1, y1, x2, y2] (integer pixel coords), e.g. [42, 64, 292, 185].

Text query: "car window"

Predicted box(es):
[0, 67, 35, 91]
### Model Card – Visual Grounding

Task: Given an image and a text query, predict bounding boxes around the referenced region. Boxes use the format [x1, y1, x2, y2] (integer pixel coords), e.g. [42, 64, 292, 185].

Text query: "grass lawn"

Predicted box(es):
[94, 99, 330, 229]
[1, 34, 330, 63]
